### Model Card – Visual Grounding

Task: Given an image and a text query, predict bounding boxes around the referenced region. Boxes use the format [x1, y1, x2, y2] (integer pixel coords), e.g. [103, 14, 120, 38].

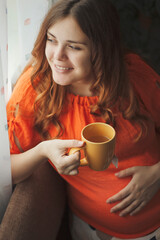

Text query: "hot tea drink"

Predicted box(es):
[87, 135, 109, 143]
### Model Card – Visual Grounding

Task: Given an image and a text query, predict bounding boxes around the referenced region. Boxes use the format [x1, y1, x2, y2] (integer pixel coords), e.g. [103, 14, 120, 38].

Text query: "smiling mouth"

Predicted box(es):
[55, 65, 73, 70]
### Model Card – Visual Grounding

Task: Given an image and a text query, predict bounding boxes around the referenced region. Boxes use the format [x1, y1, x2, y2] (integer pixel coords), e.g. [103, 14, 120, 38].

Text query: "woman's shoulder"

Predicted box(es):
[125, 53, 160, 126]
[125, 53, 159, 80]
[7, 66, 37, 110]
[7, 67, 41, 153]
[125, 52, 160, 89]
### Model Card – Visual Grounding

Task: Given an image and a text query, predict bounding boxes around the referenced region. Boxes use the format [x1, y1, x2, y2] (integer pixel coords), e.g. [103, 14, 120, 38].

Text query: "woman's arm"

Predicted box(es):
[11, 139, 84, 185]
[11, 142, 46, 184]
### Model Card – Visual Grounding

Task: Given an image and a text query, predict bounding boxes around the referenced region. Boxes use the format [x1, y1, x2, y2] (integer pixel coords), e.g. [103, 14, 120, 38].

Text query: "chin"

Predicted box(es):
[54, 80, 68, 86]
[52, 77, 70, 86]
[52, 73, 74, 86]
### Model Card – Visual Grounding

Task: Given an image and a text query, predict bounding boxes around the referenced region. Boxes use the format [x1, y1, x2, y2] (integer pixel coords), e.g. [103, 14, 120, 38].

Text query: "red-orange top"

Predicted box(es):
[7, 54, 160, 239]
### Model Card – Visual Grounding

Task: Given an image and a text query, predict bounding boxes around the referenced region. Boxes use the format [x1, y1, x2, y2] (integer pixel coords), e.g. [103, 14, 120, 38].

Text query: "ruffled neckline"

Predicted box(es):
[66, 92, 98, 106]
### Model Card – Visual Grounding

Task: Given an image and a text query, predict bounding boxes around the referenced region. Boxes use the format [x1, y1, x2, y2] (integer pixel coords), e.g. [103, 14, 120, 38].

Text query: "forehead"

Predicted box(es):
[48, 16, 89, 42]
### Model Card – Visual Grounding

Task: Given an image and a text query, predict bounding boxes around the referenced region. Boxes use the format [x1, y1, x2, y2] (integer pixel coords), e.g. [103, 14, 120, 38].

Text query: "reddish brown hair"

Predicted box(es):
[22, 0, 146, 140]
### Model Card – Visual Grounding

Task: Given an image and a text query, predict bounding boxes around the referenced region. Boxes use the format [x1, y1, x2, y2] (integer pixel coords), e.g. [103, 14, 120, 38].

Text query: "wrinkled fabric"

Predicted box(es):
[7, 54, 160, 239]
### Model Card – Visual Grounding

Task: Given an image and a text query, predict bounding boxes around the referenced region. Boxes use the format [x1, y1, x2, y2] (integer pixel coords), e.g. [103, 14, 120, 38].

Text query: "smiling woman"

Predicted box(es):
[45, 16, 94, 94]
[5, 0, 160, 239]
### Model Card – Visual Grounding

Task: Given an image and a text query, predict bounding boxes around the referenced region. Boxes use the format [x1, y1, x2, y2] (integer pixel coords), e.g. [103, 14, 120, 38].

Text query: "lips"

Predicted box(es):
[56, 65, 72, 70]
[54, 64, 73, 72]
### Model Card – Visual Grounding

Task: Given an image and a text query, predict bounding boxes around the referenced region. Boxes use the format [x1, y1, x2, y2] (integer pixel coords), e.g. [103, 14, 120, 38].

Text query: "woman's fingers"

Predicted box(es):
[44, 139, 84, 175]
[115, 167, 136, 178]
[69, 168, 79, 176]
[107, 185, 130, 203]
[120, 199, 148, 216]
[107, 166, 160, 216]
[129, 201, 147, 216]
[56, 151, 80, 175]
[109, 187, 148, 216]
[110, 192, 136, 215]
[106, 168, 136, 204]
[58, 139, 84, 149]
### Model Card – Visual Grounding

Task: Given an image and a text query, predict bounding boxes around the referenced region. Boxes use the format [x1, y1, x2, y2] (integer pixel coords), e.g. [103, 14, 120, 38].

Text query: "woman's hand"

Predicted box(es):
[41, 139, 84, 176]
[106, 164, 160, 216]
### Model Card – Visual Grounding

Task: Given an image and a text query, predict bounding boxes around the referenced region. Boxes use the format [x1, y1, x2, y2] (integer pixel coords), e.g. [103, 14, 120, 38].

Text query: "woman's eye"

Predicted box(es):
[47, 37, 56, 43]
[69, 45, 81, 50]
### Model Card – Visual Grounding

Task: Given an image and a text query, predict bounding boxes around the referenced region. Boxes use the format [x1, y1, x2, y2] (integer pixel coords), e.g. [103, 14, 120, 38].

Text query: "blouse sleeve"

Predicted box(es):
[7, 68, 41, 154]
[126, 54, 160, 132]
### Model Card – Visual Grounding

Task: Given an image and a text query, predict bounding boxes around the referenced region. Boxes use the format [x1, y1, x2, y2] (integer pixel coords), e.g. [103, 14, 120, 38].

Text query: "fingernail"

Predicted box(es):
[106, 199, 111, 203]
[119, 212, 126, 217]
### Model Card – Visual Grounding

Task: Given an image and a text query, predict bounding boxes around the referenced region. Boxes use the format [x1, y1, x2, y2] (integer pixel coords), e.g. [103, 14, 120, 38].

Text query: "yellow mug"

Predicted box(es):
[69, 122, 116, 171]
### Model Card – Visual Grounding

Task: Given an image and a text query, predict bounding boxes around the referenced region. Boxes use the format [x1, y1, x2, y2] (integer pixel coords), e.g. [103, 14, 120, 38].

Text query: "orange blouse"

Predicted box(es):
[7, 54, 160, 239]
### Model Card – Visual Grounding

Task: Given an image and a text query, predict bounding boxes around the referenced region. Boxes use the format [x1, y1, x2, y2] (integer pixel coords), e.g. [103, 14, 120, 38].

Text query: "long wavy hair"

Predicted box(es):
[22, 0, 147, 140]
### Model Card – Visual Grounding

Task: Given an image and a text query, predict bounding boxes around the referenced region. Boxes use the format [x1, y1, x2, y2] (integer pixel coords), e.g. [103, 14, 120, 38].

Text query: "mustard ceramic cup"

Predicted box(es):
[69, 122, 116, 171]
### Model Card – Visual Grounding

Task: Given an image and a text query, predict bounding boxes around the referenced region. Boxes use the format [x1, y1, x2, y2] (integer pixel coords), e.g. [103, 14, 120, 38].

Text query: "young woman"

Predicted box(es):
[7, 0, 160, 239]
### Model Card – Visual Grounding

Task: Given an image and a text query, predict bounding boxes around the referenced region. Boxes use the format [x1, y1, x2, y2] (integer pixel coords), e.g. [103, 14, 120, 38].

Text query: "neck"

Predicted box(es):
[68, 82, 94, 96]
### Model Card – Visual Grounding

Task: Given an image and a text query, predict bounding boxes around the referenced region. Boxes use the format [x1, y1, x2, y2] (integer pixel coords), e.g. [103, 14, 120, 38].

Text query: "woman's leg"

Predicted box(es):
[0, 162, 66, 240]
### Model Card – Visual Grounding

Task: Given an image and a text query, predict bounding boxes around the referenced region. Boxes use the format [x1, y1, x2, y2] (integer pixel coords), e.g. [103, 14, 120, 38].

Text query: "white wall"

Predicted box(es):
[0, 0, 12, 222]
[7, 0, 50, 86]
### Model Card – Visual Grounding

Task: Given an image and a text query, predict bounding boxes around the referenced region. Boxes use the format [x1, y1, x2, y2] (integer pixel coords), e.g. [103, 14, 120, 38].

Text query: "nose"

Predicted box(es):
[54, 45, 67, 61]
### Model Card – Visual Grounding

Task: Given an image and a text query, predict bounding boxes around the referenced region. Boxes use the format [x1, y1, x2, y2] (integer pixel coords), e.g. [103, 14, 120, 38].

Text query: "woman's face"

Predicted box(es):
[45, 16, 95, 93]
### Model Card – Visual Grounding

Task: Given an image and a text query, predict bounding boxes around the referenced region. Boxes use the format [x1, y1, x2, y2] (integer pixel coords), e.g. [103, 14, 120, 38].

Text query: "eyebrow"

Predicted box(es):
[47, 31, 88, 45]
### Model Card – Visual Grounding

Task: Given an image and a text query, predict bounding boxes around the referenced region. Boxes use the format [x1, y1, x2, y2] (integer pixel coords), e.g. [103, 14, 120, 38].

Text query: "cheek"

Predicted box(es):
[45, 45, 53, 61]
[75, 53, 91, 68]
[81, 56, 92, 72]
[45, 47, 49, 60]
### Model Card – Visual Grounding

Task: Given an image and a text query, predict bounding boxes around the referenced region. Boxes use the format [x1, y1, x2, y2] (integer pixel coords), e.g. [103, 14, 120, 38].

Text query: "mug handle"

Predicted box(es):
[69, 147, 88, 166]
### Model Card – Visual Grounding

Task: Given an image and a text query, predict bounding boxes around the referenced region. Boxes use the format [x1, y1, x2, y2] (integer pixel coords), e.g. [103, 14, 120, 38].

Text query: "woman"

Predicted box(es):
[7, 0, 160, 239]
